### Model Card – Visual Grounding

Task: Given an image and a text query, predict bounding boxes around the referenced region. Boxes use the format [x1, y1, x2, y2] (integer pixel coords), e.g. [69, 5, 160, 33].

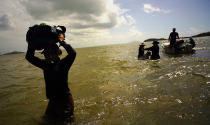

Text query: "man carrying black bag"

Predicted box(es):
[26, 31, 76, 124]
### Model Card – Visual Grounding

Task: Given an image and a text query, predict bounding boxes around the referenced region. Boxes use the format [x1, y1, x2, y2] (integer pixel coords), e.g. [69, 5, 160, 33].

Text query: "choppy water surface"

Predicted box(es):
[0, 37, 210, 125]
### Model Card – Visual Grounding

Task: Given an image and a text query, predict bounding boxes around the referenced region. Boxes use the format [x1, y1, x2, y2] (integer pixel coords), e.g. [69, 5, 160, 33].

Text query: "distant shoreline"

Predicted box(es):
[144, 38, 166, 42]
[0, 42, 137, 56]
[1, 51, 24, 56]
[1, 32, 210, 56]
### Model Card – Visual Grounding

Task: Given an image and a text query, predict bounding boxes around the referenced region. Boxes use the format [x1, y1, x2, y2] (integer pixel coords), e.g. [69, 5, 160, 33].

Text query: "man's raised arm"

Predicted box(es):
[25, 46, 45, 69]
[59, 41, 76, 70]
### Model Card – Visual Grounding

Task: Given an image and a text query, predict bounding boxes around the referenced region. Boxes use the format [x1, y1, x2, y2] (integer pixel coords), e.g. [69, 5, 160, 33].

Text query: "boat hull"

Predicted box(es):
[162, 43, 195, 54]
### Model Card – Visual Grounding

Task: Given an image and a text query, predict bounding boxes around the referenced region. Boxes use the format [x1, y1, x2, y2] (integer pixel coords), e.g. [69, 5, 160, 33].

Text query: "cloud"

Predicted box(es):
[143, 4, 170, 14]
[0, 14, 14, 30]
[70, 13, 118, 29]
[182, 27, 206, 36]
[19, 0, 141, 46]
[68, 26, 143, 48]
[20, 0, 131, 30]
[21, 0, 104, 19]
[125, 15, 136, 25]
[0, 0, 142, 52]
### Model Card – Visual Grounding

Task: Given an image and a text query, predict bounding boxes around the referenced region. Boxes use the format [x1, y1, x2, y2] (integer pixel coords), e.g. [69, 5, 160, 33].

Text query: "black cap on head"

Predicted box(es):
[57, 26, 66, 33]
[139, 42, 145, 46]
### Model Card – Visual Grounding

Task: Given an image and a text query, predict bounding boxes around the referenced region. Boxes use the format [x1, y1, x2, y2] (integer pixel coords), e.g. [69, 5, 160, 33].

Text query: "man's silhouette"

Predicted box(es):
[169, 28, 179, 47]
[138, 43, 145, 59]
[26, 34, 76, 124]
[144, 41, 160, 60]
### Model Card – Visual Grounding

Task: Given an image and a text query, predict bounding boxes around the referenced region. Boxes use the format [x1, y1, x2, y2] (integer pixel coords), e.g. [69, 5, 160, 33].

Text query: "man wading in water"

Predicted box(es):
[26, 33, 76, 124]
[144, 41, 160, 60]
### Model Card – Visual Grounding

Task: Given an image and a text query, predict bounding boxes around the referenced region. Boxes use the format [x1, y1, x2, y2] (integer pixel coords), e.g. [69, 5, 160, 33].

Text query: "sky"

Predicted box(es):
[0, 0, 210, 53]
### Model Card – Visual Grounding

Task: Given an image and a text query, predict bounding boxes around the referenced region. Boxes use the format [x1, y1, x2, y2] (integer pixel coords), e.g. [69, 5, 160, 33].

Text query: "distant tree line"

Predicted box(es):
[191, 32, 210, 37]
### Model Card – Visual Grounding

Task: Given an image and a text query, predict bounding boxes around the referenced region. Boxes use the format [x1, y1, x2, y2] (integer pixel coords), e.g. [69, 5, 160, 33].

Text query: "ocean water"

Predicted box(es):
[0, 37, 210, 125]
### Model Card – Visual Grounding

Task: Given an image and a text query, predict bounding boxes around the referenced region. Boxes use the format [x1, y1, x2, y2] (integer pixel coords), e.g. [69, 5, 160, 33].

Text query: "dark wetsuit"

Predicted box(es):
[138, 45, 144, 58]
[26, 42, 76, 99]
[169, 32, 179, 47]
[190, 39, 195, 48]
[26, 42, 76, 123]
[145, 45, 160, 60]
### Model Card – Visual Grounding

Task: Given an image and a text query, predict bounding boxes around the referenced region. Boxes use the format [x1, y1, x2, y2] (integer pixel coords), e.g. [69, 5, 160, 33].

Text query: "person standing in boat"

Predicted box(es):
[169, 28, 180, 47]
[144, 41, 160, 60]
